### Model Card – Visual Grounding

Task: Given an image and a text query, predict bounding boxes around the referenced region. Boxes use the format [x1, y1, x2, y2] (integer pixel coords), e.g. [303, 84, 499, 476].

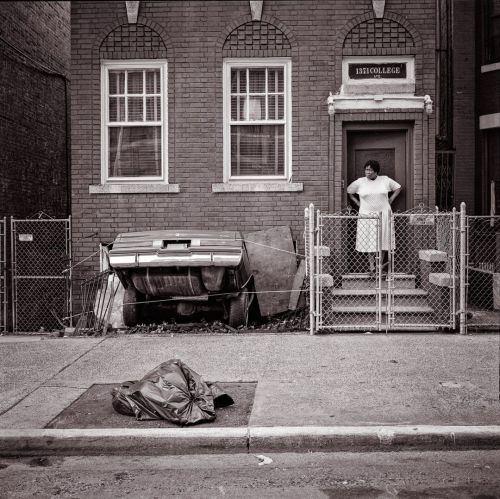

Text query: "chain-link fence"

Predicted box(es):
[0, 218, 6, 332]
[465, 215, 500, 330]
[391, 209, 458, 329]
[11, 217, 71, 332]
[307, 204, 462, 333]
[74, 270, 118, 335]
[317, 210, 383, 331]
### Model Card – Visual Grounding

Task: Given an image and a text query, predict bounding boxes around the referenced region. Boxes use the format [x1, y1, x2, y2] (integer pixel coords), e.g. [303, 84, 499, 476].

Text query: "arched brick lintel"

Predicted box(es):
[216, 14, 298, 57]
[334, 11, 423, 54]
[92, 16, 174, 57]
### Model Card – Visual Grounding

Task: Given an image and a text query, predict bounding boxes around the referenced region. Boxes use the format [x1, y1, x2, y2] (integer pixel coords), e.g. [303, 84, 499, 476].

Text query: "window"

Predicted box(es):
[101, 61, 167, 183]
[223, 59, 291, 181]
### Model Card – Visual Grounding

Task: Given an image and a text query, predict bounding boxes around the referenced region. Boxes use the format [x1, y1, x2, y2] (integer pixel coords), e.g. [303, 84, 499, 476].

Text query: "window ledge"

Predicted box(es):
[89, 184, 180, 194]
[212, 182, 303, 193]
[481, 62, 500, 73]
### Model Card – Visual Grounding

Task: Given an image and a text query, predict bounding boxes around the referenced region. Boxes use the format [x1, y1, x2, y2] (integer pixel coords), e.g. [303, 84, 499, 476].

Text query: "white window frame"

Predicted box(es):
[223, 58, 292, 183]
[100, 60, 168, 184]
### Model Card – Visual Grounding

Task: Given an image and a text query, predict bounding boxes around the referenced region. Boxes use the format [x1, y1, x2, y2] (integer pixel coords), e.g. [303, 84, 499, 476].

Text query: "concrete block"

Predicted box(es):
[418, 250, 448, 262]
[319, 274, 334, 287]
[429, 273, 453, 287]
[315, 245, 330, 257]
[494, 274, 500, 311]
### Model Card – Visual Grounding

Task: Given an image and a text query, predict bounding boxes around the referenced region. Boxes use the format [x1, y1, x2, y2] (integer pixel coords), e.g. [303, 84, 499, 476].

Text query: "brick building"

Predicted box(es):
[0, 1, 71, 219]
[71, 0, 441, 279]
[476, 0, 500, 216]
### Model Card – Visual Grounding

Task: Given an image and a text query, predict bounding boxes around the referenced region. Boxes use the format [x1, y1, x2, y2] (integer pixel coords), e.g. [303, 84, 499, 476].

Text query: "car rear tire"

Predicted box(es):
[228, 288, 249, 328]
[123, 286, 141, 327]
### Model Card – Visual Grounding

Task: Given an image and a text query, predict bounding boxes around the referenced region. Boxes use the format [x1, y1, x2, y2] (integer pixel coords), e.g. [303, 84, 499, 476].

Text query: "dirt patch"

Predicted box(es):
[69, 307, 308, 337]
[45, 382, 257, 429]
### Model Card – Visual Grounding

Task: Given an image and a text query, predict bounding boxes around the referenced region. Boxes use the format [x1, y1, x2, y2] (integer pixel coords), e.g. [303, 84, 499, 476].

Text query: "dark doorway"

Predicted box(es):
[346, 129, 408, 212]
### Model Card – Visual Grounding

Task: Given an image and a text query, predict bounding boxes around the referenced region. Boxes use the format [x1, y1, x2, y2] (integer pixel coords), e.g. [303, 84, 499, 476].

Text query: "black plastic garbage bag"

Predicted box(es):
[111, 359, 233, 425]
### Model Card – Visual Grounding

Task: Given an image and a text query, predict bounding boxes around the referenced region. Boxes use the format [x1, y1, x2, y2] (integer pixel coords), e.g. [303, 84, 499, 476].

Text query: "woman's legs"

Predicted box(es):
[367, 253, 375, 273]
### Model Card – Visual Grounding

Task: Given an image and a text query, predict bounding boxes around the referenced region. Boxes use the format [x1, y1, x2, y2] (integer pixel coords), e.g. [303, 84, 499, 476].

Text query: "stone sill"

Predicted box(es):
[89, 184, 180, 194]
[212, 182, 303, 193]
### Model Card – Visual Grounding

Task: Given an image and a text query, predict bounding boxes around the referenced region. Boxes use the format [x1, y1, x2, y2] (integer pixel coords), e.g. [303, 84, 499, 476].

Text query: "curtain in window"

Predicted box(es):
[230, 125, 284, 176]
[109, 126, 161, 177]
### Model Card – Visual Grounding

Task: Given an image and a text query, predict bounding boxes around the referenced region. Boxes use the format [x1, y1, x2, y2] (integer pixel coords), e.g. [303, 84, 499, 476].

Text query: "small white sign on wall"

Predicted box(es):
[342, 56, 415, 95]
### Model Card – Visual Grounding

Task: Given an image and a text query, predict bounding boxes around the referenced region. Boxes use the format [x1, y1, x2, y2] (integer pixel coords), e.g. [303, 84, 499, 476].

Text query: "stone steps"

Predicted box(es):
[325, 288, 428, 307]
[341, 273, 416, 289]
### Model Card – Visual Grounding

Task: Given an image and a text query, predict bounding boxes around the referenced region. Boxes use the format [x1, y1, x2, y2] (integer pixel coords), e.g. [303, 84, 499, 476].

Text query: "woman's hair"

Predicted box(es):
[364, 159, 380, 174]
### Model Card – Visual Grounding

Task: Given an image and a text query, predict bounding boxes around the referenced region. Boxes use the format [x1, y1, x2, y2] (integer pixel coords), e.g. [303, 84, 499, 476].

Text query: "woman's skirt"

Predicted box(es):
[355, 210, 395, 253]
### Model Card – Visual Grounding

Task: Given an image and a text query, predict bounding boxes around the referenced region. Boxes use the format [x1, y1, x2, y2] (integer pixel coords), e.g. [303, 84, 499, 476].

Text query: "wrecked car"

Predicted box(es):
[108, 230, 253, 327]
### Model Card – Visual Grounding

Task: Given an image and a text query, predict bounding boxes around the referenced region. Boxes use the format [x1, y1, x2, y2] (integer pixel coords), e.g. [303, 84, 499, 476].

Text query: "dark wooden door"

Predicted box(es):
[347, 130, 408, 212]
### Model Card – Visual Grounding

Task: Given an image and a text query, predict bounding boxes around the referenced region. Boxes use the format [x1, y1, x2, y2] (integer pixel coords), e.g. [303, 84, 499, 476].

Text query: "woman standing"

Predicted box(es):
[347, 159, 402, 275]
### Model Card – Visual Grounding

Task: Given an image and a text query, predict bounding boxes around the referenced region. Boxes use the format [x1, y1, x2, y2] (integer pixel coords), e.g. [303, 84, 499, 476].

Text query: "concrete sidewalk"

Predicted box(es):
[0, 332, 499, 455]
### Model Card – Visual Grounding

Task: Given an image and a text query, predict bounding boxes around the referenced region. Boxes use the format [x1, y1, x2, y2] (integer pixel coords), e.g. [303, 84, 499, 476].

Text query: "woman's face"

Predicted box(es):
[364, 166, 378, 180]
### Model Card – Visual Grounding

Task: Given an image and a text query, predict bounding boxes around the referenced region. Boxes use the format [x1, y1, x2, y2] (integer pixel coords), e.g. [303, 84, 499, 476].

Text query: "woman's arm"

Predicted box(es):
[348, 193, 360, 208]
[389, 187, 402, 205]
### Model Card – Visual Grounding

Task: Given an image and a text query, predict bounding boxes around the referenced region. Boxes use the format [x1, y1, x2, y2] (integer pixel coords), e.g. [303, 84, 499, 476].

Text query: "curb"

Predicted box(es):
[2, 425, 500, 456]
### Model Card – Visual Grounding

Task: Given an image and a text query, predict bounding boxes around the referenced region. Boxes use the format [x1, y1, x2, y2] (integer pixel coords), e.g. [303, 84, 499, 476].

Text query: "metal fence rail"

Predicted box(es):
[0, 217, 6, 332]
[11, 217, 71, 332]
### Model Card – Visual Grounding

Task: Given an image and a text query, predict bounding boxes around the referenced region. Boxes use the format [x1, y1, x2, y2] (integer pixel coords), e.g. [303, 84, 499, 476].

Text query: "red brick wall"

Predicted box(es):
[452, 0, 476, 212]
[71, 0, 436, 290]
[0, 1, 70, 219]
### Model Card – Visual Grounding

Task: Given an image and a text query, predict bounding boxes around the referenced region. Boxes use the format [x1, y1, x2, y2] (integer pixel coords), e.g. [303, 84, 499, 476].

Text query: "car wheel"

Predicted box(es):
[123, 286, 141, 327]
[228, 288, 249, 328]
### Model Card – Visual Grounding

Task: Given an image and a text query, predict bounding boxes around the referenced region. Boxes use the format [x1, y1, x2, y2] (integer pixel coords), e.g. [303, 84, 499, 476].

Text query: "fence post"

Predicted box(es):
[459, 202, 467, 335]
[308, 203, 315, 335]
[451, 207, 457, 330]
[315, 209, 322, 331]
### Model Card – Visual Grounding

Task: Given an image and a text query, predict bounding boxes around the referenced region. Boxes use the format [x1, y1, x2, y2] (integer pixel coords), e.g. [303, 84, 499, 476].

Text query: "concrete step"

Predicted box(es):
[341, 273, 416, 290]
[328, 305, 434, 314]
[325, 288, 428, 307]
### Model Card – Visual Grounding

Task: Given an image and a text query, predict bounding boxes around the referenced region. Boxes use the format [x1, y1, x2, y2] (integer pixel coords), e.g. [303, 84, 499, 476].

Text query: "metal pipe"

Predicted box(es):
[316, 209, 322, 331]
[10, 218, 16, 332]
[451, 207, 457, 330]
[459, 202, 467, 334]
[68, 216, 73, 327]
[308, 203, 315, 335]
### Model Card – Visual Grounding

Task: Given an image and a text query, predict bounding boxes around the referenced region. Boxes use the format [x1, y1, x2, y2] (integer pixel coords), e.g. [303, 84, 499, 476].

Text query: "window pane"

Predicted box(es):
[231, 69, 246, 93]
[277, 95, 284, 120]
[268, 68, 284, 92]
[231, 96, 239, 120]
[249, 69, 265, 93]
[244, 96, 265, 120]
[128, 71, 143, 94]
[109, 71, 125, 94]
[146, 96, 161, 121]
[231, 125, 284, 176]
[268, 95, 276, 120]
[146, 70, 160, 94]
[128, 97, 143, 121]
[109, 97, 125, 122]
[108, 126, 161, 177]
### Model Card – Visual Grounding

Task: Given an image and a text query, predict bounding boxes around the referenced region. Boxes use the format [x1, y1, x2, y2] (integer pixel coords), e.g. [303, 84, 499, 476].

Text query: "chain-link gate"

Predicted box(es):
[306, 204, 462, 333]
[465, 215, 500, 331]
[0, 217, 6, 332]
[11, 217, 71, 332]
